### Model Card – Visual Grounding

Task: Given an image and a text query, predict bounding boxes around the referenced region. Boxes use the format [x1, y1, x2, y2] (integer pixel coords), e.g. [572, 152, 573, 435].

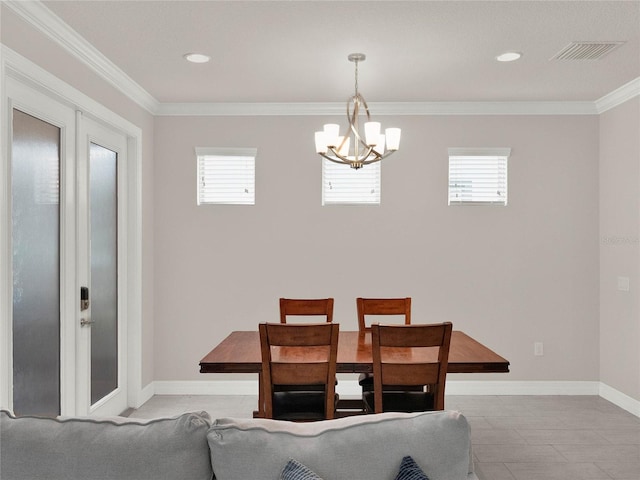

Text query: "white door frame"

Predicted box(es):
[0, 46, 144, 415]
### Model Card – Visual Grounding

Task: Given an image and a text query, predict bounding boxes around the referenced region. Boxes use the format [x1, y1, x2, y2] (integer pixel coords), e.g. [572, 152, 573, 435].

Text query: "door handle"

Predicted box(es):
[80, 318, 94, 327]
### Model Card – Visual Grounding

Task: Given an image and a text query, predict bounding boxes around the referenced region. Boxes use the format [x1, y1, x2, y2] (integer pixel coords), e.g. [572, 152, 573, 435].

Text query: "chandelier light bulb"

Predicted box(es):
[385, 128, 401, 151]
[336, 136, 350, 157]
[373, 134, 386, 155]
[315, 131, 328, 154]
[364, 122, 381, 146]
[323, 124, 340, 148]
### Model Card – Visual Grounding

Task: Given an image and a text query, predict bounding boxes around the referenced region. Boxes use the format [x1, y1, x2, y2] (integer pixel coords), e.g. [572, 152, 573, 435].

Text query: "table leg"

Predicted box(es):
[253, 371, 265, 418]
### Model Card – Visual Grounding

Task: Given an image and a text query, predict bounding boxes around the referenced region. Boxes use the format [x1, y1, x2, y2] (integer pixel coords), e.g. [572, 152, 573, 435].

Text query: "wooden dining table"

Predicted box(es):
[199, 330, 510, 416]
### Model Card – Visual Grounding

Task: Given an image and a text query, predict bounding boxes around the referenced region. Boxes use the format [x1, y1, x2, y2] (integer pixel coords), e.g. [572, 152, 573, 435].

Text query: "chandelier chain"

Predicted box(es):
[354, 58, 359, 96]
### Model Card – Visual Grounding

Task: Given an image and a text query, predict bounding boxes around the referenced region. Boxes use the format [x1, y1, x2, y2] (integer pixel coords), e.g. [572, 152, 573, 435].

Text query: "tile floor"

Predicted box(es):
[129, 395, 640, 480]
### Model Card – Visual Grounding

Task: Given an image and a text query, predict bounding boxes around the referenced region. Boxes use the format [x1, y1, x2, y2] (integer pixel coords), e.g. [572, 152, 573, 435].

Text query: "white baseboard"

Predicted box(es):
[445, 380, 600, 396]
[599, 382, 640, 417]
[136, 381, 155, 408]
[154, 380, 259, 396]
[140, 380, 639, 418]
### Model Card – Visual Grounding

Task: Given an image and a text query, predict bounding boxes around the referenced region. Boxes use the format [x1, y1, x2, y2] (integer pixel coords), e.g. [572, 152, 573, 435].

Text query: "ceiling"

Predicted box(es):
[41, 0, 640, 105]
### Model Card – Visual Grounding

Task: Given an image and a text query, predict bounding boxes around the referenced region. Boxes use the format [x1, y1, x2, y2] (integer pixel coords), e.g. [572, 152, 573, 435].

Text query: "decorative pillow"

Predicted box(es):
[281, 458, 324, 480]
[395, 456, 430, 480]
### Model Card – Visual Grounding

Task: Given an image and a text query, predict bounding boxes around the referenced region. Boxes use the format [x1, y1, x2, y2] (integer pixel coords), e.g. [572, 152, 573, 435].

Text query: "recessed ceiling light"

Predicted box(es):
[184, 53, 211, 64]
[496, 52, 522, 62]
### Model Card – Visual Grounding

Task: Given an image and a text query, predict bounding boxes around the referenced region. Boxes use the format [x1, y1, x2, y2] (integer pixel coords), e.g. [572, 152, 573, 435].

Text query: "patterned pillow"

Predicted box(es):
[280, 458, 323, 480]
[395, 455, 430, 480]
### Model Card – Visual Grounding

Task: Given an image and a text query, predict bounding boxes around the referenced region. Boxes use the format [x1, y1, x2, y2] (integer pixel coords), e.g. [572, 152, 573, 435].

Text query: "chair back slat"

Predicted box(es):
[377, 325, 446, 348]
[381, 363, 441, 387]
[271, 363, 329, 385]
[357, 297, 411, 331]
[280, 298, 334, 323]
[264, 323, 335, 346]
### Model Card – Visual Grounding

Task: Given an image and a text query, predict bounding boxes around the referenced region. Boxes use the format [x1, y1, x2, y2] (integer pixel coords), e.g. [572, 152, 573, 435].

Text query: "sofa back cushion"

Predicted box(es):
[0, 410, 213, 480]
[207, 410, 473, 480]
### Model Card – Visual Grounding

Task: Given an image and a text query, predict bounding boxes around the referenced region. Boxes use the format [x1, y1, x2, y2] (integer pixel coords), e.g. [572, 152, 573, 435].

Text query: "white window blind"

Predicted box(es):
[322, 159, 380, 205]
[196, 147, 256, 205]
[448, 148, 510, 206]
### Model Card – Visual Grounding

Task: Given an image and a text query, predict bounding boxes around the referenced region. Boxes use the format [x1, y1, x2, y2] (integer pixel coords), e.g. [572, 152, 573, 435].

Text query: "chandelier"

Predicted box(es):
[314, 53, 401, 169]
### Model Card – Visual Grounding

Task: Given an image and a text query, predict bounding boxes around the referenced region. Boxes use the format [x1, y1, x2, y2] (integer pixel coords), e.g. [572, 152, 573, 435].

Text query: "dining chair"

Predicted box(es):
[356, 297, 412, 392]
[259, 322, 339, 421]
[363, 322, 453, 414]
[279, 298, 337, 392]
[279, 298, 334, 323]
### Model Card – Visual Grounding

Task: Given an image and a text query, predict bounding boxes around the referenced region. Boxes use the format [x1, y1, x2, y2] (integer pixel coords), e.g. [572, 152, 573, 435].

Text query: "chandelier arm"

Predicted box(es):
[360, 145, 377, 161]
[361, 150, 393, 165]
[320, 152, 351, 165]
[347, 93, 373, 158]
[330, 140, 377, 164]
[326, 146, 377, 164]
[325, 146, 350, 163]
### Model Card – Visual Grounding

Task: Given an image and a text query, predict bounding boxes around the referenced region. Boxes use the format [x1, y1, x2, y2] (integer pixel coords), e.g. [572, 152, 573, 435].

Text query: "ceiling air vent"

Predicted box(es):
[551, 41, 625, 60]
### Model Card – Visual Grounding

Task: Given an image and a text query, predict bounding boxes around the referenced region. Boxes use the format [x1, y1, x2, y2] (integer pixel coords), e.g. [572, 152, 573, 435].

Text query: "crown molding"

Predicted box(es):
[155, 100, 597, 116]
[5, 1, 636, 118]
[2, 46, 142, 137]
[595, 77, 640, 114]
[4, 0, 159, 114]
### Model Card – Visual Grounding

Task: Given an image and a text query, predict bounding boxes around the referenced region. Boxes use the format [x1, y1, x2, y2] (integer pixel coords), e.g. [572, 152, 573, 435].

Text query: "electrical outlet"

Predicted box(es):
[534, 342, 544, 356]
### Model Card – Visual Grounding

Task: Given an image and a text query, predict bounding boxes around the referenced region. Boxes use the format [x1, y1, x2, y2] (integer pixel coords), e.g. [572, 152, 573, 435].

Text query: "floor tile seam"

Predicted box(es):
[475, 462, 516, 480]
[551, 445, 640, 464]
[555, 444, 640, 454]
[593, 461, 640, 480]
[499, 461, 519, 480]
[501, 461, 615, 480]
[594, 460, 640, 467]
[550, 444, 573, 462]
[514, 428, 618, 446]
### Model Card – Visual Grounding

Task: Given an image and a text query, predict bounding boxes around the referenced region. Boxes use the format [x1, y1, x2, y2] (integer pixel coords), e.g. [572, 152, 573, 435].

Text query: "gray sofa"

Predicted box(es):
[0, 409, 477, 480]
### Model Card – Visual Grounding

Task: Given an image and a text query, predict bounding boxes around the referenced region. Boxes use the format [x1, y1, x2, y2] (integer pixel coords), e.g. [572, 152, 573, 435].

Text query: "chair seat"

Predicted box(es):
[359, 373, 424, 392]
[358, 372, 372, 387]
[278, 376, 338, 392]
[363, 391, 435, 414]
[273, 391, 339, 421]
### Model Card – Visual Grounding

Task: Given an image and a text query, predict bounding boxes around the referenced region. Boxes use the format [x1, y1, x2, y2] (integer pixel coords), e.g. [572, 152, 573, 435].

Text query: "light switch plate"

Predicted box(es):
[617, 276, 630, 292]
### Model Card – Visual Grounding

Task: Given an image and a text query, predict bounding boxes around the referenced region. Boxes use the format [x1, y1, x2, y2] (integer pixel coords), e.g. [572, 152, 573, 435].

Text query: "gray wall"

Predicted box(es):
[599, 98, 640, 401]
[153, 114, 600, 383]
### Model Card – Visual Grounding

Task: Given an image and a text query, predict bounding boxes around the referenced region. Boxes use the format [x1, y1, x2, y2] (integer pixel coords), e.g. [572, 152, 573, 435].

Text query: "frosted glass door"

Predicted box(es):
[89, 143, 118, 405]
[11, 109, 61, 417]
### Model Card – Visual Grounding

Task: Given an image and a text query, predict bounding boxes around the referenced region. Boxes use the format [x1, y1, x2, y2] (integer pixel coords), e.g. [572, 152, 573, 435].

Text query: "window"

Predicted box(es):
[448, 148, 510, 206]
[196, 147, 256, 205]
[322, 159, 380, 205]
